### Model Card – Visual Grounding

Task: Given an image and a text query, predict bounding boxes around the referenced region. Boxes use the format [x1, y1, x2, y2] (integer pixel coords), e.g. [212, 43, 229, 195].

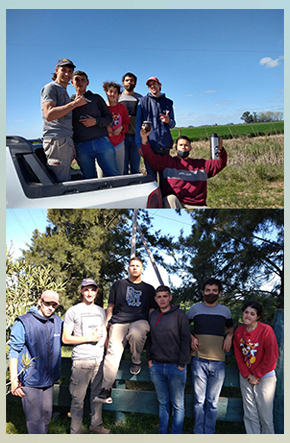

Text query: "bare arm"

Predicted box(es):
[62, 326, 101, 345]
[223, 326, 234, 353]
[105, 304, 114, 327]
[9, 358, 25, 397]
[42, 94, 87, 122]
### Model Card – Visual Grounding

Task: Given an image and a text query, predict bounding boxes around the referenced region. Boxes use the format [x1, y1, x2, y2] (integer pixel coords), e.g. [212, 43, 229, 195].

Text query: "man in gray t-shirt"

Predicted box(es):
[118, 72, 142, 174]
[41, 58, 86, 182]
[62, 278, 110, 434]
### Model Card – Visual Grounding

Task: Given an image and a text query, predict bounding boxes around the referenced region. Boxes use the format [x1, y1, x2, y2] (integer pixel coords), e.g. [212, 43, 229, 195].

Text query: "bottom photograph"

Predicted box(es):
[6, 208, 284, 435]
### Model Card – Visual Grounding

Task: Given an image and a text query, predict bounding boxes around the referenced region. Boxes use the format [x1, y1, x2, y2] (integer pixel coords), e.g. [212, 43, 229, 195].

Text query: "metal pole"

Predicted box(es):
[136, 223, 164, 286]
[130, 209, 138, 259]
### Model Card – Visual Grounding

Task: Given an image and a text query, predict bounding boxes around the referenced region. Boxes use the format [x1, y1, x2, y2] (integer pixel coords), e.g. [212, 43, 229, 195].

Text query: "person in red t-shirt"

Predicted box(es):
[102, 81, 130, 175]
[233, 300, 279, 434]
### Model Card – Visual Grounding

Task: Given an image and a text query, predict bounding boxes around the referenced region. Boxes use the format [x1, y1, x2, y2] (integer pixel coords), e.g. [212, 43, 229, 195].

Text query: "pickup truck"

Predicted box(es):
[6, 136, 162, 208]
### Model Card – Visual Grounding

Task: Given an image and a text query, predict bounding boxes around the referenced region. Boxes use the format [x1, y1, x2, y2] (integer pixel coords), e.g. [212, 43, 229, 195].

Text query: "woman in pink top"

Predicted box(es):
[233, 300, 279, 434]
[102, 81, 130, 175]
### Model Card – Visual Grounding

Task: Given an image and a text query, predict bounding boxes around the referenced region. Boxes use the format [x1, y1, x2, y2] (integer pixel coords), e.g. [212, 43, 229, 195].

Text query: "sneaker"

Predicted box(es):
[89, 424, 111, 434]
[130, 362, 142, 375]
[92, 388, 113, 404]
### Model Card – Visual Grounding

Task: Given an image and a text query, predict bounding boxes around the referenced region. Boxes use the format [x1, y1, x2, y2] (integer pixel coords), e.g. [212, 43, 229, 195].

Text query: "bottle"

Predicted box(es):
[210, 132, 219, 160]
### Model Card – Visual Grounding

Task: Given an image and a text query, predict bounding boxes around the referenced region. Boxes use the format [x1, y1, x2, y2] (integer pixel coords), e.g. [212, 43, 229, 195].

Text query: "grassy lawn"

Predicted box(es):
[6, 400, 245, 434]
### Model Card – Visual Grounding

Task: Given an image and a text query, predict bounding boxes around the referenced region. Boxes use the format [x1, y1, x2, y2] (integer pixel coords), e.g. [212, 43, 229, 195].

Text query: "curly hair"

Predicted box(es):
[103, 81, 122, 94]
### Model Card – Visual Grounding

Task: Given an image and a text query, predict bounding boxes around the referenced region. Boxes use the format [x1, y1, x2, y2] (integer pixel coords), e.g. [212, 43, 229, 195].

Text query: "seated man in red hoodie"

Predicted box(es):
[138, 127, 227, 208]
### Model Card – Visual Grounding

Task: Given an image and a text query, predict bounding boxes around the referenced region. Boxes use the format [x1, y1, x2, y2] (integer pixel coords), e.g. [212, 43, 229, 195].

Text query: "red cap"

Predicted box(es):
[146, 76, 161, 86]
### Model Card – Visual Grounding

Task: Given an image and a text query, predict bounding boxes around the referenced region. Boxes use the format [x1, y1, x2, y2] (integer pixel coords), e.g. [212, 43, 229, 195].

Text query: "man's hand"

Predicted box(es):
[79, 114, 97, 127]
[160, 110, 170, 124]
[218, 137, 223, 151]
[74, 94, 87, 108]
[11, 380, 25, 397]
[140, 125, 152, 145]
[190, 334, 199, 351]
[222, 334, 233, 353]
[148, 360, 153, 368]
[89, 329, 102, 342]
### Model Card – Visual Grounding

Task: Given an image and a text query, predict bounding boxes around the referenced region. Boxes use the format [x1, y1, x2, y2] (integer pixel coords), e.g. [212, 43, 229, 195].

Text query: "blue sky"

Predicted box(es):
[6, 8, 284, 139]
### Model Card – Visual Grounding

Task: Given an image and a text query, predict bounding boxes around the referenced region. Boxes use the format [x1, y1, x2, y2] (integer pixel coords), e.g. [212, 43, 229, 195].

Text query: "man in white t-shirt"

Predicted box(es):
[62, 278, 110, 434]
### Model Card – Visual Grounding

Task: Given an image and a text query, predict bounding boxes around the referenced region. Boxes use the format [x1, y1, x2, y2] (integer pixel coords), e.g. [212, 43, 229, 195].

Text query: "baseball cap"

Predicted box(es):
[56, 58, 76, 68]
[41, 290, 60, 305]
[146, 76, 161, 86]
[81, 278, 98, 289]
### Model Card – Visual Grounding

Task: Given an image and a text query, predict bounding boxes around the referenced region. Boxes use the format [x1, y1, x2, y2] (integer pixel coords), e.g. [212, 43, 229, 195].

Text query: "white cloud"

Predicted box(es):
[259, 56, 284, 68]
[205, 90, 216, 94]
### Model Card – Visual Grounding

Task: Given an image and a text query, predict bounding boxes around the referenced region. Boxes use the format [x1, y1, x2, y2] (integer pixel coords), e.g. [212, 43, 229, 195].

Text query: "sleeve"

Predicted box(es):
[8, 320, 26, 359]
[108, 281, 117, 305]
[94, 95, 113, 127]
[140, 142, 167, 172]
[167, 102, 176, 129]
[178, 311, 191, 366]
[205, 148, 227, 178]
[186, 305, 195, 322]
[63, 308, 75, 334]
[41, 83, 57, 104]
[145, 314, 153, 361]
[233, 327, 251, 378]
[252, 326, 279, 379]
[135, 102, 144, 149]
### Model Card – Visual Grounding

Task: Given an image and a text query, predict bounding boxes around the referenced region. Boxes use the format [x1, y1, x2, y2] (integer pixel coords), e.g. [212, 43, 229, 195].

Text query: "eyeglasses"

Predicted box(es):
[42, 301, 58, 308]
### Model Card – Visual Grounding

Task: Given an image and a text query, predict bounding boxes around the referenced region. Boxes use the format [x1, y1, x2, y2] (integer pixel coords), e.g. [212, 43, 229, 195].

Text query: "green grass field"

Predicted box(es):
[170, 121, 284, 141]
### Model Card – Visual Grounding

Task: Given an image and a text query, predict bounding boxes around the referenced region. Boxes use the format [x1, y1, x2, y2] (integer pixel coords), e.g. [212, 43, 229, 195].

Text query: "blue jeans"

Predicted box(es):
[149, 361, 187, 434]
[191, 357, 225, 434]
[124, 133, 140, 174]
[75, 136, 119, 179]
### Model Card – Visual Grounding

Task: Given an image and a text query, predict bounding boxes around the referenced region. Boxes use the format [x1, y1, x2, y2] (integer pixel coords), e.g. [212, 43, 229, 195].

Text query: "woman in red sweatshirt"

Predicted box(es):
[233, 300, 278, 434]
[102, 81, 130, 175]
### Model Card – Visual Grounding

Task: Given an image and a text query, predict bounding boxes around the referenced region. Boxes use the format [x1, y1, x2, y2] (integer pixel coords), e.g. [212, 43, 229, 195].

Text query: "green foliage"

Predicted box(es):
[6, 248, 65, 338]
[167, 209, 284, 318]
[170, 121, 284, 142]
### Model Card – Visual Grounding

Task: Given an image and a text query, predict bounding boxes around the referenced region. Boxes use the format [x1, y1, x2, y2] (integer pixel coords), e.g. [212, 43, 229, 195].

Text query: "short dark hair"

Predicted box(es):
[103, 81, 122, 94]
[202, 278, 222, 293]
[129, 256, 143, 265]
[176, 136, 191, 145]
[242, 300, 263, 318]
[122, 72, 137, 83]
[155, 285, 171, 295]
[72, 70, 88, 80]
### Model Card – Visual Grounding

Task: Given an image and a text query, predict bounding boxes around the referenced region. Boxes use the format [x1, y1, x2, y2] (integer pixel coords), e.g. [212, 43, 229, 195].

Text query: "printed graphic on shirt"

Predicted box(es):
[239, 338, 259, 368]
[126, 286, 142, 307]
[111, 112, 122, 129]
[80, 312, 103, 338]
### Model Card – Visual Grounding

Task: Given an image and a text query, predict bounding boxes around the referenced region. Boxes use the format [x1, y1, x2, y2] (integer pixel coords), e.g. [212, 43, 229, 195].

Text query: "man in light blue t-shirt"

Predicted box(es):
[62, 278, 110, 434]
[41, 58, 86, 182]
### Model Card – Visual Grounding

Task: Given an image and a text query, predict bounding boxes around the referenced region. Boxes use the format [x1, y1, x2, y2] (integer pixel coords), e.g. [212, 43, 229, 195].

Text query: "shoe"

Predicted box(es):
[130, 362, 142, 375]
[92, 388, 112, 404]
[89, 424, 111, 434]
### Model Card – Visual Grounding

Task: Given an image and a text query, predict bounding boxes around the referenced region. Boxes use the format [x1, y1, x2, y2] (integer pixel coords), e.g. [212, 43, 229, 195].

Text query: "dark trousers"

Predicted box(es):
[21, 385, 54, 434]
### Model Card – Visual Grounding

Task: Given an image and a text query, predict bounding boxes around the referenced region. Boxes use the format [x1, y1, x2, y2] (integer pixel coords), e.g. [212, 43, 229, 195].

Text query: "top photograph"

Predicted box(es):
[6, 9, 284, 209]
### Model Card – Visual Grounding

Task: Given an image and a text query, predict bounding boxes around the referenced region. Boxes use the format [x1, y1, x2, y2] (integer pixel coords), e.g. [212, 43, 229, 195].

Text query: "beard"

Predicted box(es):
[203, 293, 219, 304]
[124, 83, 135, 92]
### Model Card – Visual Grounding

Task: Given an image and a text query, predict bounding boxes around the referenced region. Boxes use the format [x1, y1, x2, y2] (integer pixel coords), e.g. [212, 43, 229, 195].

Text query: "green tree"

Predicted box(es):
[6, 248, 65, 341]
[241, 111, 253, 123]
[22, 209, 166, 309]
[164, 209, 283, 321]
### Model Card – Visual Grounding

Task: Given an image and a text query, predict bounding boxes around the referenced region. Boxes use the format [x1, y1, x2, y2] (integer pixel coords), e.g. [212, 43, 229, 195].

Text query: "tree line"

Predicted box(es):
[241, 111, 283, 124]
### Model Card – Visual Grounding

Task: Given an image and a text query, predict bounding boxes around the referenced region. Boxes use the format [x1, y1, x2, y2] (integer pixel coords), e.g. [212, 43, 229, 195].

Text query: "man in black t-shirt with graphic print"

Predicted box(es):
[94, 257, 156, 404]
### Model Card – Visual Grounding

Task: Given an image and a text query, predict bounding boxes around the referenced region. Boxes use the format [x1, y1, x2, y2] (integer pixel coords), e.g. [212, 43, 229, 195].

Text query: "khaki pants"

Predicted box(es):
[102, 320, 150, 388]
[43, 136, 74, 182]
[239, 373, 276, 434]
[69, 359, 104, 434]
